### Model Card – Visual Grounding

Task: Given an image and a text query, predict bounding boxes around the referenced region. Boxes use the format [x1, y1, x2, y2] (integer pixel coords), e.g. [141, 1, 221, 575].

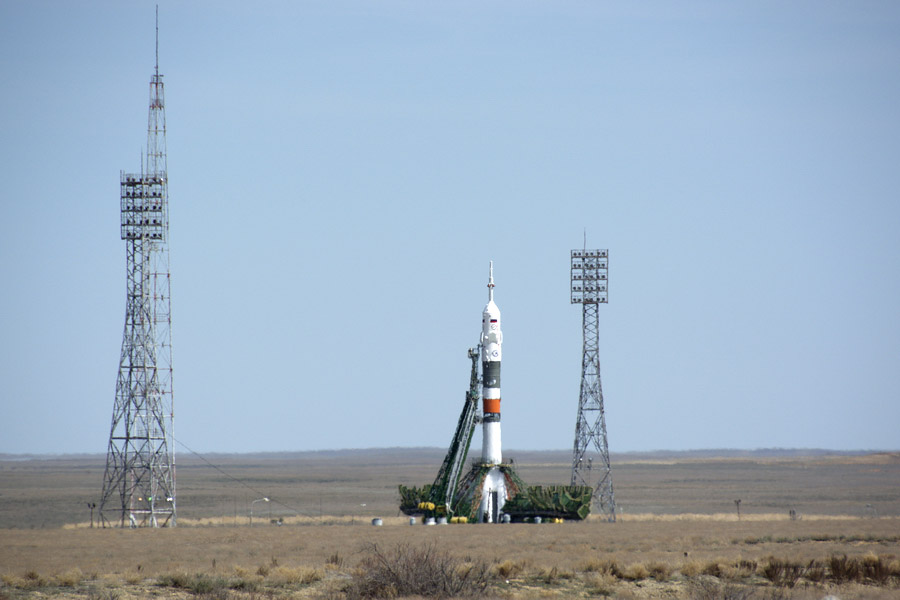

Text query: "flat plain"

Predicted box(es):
[1, 449, 899, 599]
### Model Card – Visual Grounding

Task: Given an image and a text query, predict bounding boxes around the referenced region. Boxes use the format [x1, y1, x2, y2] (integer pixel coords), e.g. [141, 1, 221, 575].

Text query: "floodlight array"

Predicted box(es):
[570, 249, 608, 304]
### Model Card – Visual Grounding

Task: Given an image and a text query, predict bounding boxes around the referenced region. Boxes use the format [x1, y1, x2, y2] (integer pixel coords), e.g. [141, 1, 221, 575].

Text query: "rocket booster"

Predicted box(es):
[481, 262, 503, 465]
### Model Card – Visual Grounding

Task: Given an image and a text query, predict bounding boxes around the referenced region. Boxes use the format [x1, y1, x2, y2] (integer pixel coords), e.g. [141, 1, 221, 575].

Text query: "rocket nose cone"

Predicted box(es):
[483, 300, 500, 318]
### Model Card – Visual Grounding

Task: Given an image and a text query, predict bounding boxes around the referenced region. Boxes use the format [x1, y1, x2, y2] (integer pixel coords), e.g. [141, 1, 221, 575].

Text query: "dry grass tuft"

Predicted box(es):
[861, 552, 894, 585]
[536, 566, 574, 584]
[687, 576, 755, 600]
[701, 558, 725, 578]
[494, 558, 526, 579]
[582, 572, 618, 596]
[269, 565, 324, 586]
[720, 559, 756, 580]
[761, 556, 805, 588]
[576, 557, 621, 577]
[646, 561, 673, 581]
[680, 561, 703, 577]
[620, 563, 649, 581]
[54, 567, 84, 587]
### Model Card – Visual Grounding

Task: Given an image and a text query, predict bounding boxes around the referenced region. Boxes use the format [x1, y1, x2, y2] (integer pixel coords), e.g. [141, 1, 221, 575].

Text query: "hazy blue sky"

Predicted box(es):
[2, 1, 898, 455]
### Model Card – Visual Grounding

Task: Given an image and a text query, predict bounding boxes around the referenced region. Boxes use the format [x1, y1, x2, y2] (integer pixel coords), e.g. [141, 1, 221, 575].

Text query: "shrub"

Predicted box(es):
[861, 553, 892, 585]
[621, 563, 649, 581]
[536, 566, 573, 583]
[229, 576, 262, 592]
[346, 542, 493, 599]
[583, 572, 617, 597]
[680, 561, 703, 578]
[828, 554, 861, 584]
[156, 572, 229, 595]
[23, 570, 45, 587]
[188, 576, 228, 595]
[805, 559, 826, 583]
[87, 591, 122, 600]
[761, 557, 803, 588]
[688, 577, 754, 600]
[493, 559, 524, 579]
[578, 558, 622, 578]
[647, 561, 672, 581]
[54, 568, 84, 587]
[269, 566, 323, 586]
[701, 560, 723, 578]
[721, 559, 755, 581]
[157, 572, 188, 588]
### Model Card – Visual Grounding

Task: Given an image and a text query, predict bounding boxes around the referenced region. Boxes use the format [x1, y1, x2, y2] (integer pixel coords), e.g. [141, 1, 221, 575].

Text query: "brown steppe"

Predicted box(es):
[1, 449, 899, 599]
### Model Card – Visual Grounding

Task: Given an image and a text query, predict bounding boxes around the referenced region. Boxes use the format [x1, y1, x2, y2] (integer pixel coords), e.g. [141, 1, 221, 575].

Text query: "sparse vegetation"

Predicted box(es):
[1, 450, 899, 598]
[345, 542, 493, 598]
[688, 577, 755, 600]
[760, 556, 804, 588]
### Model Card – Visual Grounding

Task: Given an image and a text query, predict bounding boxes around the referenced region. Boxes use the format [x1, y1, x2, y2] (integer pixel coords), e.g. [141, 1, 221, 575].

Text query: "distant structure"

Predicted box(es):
[570, 247, 616, 521]
[100, 9, 176, 528]
[399, 265, 593, 523]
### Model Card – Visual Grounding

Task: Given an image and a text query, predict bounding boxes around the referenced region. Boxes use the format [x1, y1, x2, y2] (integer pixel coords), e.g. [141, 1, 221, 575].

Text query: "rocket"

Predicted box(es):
[481, 262, 503, 464]
[478, 261, 507, 522]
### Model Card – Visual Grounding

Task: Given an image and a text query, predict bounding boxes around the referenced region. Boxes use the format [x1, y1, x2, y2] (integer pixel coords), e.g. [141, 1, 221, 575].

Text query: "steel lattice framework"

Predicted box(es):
[100, 18, 176, 528]
[570, 248, 615, 521]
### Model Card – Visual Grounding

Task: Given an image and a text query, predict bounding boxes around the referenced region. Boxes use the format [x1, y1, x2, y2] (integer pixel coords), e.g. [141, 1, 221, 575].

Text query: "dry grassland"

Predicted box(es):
[1, 449, 899, 599]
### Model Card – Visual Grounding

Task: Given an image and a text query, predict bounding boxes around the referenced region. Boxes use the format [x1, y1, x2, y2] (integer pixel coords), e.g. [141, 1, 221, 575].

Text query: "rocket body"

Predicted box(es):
[481, 266, 503, 464]
[478, 262, 507, 522]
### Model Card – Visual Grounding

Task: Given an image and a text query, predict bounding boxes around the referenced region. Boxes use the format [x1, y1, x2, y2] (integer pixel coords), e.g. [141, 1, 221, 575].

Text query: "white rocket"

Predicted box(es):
[478, 261, 507, 522]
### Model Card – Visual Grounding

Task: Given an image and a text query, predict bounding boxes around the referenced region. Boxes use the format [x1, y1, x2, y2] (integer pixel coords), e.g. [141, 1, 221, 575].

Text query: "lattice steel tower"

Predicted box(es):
[570, 248, 615, 521]
[100, 11, 176, 528]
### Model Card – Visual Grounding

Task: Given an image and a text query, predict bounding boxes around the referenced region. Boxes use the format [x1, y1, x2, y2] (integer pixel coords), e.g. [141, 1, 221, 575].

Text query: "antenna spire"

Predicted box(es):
[155, 5, 159, 75]
[487, 261, 495, 301]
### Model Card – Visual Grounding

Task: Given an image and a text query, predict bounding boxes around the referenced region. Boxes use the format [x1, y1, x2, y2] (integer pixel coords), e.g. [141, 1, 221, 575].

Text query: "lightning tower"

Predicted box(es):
[100, 8, 176, 528]
[570, 247, 615, 521]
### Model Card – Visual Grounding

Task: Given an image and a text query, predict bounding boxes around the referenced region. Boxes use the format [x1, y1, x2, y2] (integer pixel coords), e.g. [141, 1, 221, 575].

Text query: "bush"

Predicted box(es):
[269, 566, 323, 586]
[761, 557, 803, 588]
[621, 563, 649, 581]
[156, 572, 229, 595]
[583, 572, 617, 597]
[701, 560, 723, 578]
[688, 577, 755, 600]
[54, 568, 84, 587]
[493, 560, 516, 579]
[828, 554, 861, 584]
[805, 559, 826, 583]
[722, 559, 756, 580]
[647, 561, 672, 581]
[577, 558, 622, 578]
[680, 561, 702, 577]
[346, 542, 493, 599]
[861, 553, 892, 585]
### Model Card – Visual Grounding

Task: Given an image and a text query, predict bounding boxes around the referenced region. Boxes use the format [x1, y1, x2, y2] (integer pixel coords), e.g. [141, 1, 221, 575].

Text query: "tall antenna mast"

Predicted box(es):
[100, 8, 176, 528]
[570, 245, 615, 521]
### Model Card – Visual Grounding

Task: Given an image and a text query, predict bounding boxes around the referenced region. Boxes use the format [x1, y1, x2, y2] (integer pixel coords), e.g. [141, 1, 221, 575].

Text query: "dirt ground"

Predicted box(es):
[1, 449, 899, 598]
